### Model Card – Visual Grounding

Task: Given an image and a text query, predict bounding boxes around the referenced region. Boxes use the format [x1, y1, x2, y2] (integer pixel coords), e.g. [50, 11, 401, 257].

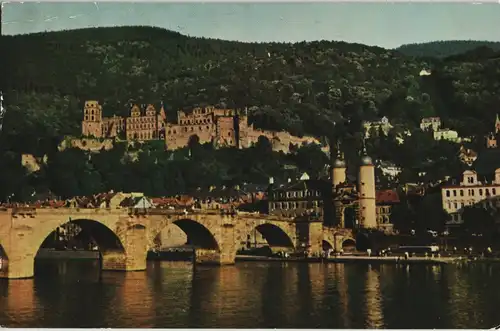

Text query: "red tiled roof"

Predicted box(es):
[376, 190, 400, 204]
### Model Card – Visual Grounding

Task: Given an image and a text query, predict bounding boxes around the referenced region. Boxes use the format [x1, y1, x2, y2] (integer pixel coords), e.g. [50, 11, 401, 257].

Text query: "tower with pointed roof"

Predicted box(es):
[357, 140, 377, 229]
[331, 141, 347, 189]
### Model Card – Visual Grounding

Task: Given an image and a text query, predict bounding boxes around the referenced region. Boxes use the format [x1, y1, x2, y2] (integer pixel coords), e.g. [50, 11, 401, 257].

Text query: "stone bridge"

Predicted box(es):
[0, 207, 355, 279]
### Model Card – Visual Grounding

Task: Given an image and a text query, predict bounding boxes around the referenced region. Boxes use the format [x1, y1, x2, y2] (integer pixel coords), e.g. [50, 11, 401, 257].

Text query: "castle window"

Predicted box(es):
[453, 202, 458, 209]
[486, 189, 490, 196]
[85, 116, 89, 121]
[493, 188, 497, 195]
[479, 189, 483, 196]
[91, 116, 94, 121]
[460, 190, 464, 197]
[453, 190, 457, 197]
[446, 190, 450, 197]
[206, 126, 209, 129]
[199, 126, 202, 131]
[184, 127, 188, 132]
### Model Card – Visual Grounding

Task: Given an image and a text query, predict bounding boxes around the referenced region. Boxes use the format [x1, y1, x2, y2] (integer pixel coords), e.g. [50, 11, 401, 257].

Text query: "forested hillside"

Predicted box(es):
[396, 40, 500, 58]
[1, 26, 500, 201]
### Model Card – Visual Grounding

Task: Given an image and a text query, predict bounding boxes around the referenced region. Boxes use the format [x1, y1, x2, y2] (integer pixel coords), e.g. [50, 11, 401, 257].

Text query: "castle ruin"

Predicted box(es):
[81, 101, 326, 153]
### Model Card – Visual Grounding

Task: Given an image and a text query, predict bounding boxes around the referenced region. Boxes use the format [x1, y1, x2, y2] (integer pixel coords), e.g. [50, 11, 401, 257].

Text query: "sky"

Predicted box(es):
[2, 2, 500, 49]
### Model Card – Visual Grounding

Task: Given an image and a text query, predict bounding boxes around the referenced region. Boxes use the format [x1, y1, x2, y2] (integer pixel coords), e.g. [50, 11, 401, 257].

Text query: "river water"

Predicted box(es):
[1, 260, 500, 329]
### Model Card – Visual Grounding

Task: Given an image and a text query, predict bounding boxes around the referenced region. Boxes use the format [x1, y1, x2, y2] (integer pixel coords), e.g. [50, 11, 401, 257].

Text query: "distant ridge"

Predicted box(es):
[395, 40, 500, 58]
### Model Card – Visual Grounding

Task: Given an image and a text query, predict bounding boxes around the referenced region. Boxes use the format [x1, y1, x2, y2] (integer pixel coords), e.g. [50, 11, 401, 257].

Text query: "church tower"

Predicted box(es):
[331, 142, 347, 189]
[82, 100, 103, 138]
[357, 142, 377, 229]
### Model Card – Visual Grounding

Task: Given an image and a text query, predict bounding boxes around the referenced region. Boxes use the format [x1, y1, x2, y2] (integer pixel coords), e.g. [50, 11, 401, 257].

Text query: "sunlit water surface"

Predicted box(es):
[1, 260, 500, 328]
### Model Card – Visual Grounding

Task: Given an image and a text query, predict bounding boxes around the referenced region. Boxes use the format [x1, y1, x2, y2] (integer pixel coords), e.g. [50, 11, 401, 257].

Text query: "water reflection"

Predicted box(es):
[1, 260, 500, 328]
[365, 265, 384, 329]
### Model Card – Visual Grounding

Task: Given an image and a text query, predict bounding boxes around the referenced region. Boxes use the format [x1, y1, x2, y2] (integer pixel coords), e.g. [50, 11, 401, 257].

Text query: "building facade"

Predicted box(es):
[81, 101, 167, 141]
[420, 117, 441, 131]
[441, 169, 500, 226]
[82, 101, 325, 153]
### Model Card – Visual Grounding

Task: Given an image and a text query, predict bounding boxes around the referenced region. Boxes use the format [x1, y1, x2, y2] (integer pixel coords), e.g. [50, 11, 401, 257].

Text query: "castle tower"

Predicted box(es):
[331, 142, 347, 189]
[357, 143, 377, 229]
[82, 100, 103, 138]
[130, 104, 141, 117]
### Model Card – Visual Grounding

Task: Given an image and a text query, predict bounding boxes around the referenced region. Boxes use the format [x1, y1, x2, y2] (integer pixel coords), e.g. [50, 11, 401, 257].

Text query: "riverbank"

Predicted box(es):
[235, 254, 461, 265]
[33, 249, 500, 265]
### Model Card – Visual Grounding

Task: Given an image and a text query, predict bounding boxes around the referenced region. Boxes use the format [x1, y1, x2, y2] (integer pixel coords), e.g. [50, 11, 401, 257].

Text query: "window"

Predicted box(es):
[446, 190, 450, 197]
[479, 189, 483, 196]
[493, 188, 497, 195]
[486, 189, 490, 196]
[467, 176, 474, 184]
[460, 190, 464, 196]
[453, 202, 458, 209]
[453, 190, 457, 197]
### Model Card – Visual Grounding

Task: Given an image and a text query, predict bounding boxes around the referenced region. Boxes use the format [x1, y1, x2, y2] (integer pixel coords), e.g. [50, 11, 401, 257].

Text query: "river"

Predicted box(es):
[0, 260, 499, 328]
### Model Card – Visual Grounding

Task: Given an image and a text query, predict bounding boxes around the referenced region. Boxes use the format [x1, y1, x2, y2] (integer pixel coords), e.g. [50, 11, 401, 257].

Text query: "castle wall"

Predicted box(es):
[215, 117, 238, 148]
[165, 123, 216, 150]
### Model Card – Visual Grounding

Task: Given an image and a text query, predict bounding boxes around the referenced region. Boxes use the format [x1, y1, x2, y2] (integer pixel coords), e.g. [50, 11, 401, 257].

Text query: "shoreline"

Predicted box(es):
[33, 249, 500, 265]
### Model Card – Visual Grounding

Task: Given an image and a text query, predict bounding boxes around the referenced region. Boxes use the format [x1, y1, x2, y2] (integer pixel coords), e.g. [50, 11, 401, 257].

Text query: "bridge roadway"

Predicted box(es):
[0, 207, 355, 279]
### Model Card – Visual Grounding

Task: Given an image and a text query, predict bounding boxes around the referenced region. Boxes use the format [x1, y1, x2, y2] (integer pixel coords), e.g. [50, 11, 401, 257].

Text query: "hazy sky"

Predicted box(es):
[2, 2, 500, 49]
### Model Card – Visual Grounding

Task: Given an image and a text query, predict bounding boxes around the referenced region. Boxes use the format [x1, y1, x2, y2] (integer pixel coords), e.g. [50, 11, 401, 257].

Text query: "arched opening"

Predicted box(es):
[172, 219, 219, 250]
[149, 219, 219, 262]
[322, 240, 334, 251]
[34, 219, 126, 276]
[0, 243, 7, 273]
[355, 232, 371, 252]
[240, 223, 294, 256]
[342, 239, 356, 252]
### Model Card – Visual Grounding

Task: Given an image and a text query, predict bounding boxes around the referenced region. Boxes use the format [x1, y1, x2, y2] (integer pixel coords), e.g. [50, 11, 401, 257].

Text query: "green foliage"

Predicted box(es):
[396, 40, 500, 58]
[1, 28, 500, 200]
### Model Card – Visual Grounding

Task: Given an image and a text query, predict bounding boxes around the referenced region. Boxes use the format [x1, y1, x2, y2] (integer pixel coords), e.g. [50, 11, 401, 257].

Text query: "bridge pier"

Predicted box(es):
[101, 250, 147, 271]
[194, 249, 236, 265]
[0, 252, 36, 279]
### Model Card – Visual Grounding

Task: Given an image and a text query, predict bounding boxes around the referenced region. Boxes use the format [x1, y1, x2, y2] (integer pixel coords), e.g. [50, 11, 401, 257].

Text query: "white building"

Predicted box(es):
[420, 117, 441, 132]
[441, 169, 500, 227]
[433, 129, 459, 142]
[363, 116, 393, 138]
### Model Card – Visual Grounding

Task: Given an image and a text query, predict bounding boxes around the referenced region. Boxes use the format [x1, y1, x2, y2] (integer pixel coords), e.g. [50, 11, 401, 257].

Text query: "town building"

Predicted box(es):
[458, 146, 478, 167]
[267, 173, 329, 220]
[420, 117, 441, 131]
[375, 190, 400, 233]
[441, 169, 500, 227]
[362, 117, 393, 138]
[433, 129, 459, 142]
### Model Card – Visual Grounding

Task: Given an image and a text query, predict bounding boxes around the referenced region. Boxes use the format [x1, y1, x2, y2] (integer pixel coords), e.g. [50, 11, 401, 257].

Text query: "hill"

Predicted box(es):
[396, 40, 500, 58]
[1, 26, 500, 200]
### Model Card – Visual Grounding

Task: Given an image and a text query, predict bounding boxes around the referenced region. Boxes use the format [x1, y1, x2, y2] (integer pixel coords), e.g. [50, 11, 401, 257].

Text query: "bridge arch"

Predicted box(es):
[245, 223, 295, 250]
[152, 218, 220, 251]
[322, 239, 334, 251]
[171, 218, 219, 250]
[341, 238, 356, 251]
[36, 218, 126, 256]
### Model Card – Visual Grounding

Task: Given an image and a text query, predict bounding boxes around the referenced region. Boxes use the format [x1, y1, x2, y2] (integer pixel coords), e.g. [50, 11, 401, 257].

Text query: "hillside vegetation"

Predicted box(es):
[396, 40, 500, 58]
[1, 26, 500, 202]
